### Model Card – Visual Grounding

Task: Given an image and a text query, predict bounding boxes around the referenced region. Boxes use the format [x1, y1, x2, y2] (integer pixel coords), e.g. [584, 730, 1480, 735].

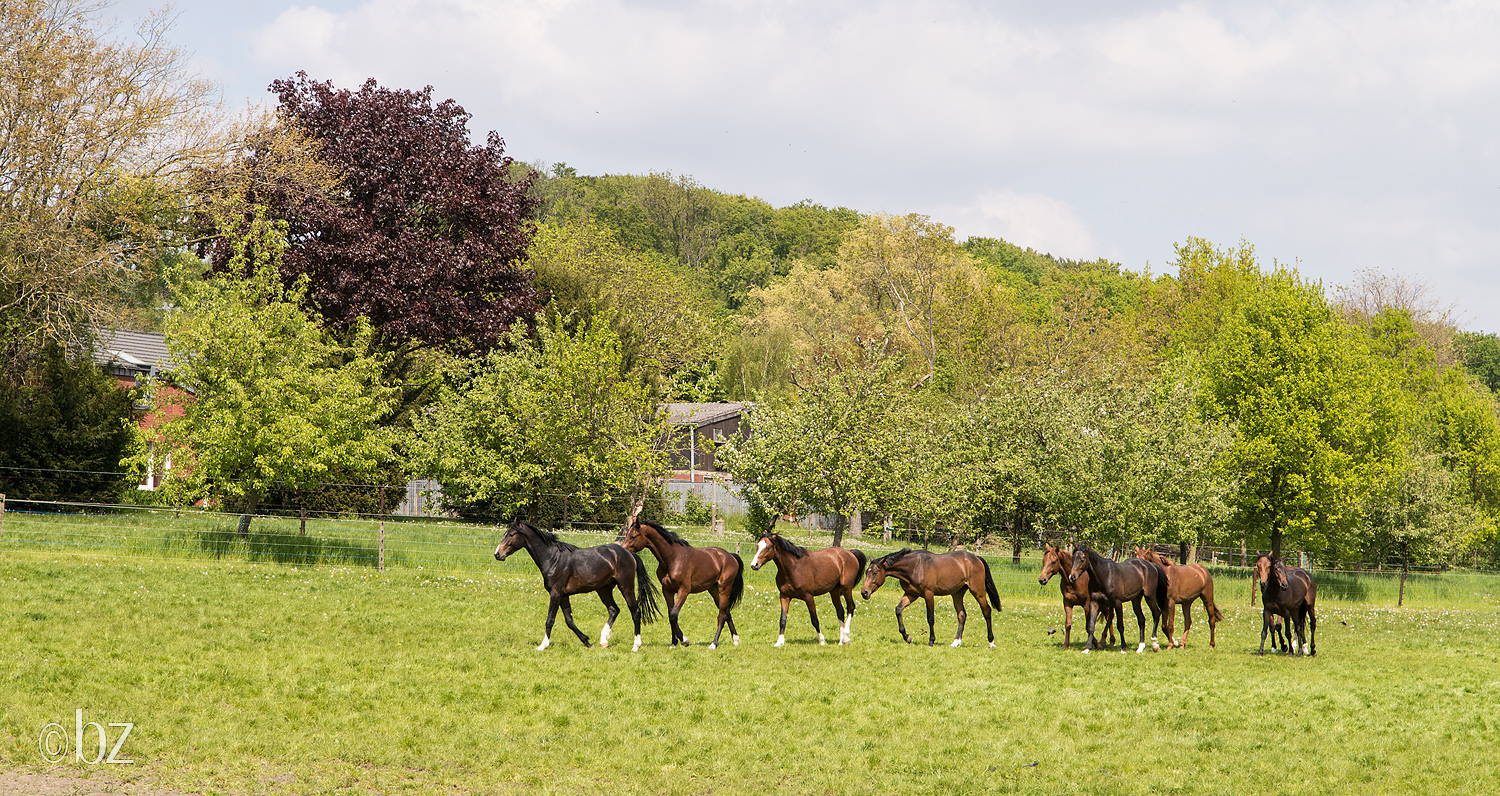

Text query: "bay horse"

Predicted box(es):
[1037, 543, 1116, 650]
[1254, 554, 1316, 656]
[1066, 544, 1169, 654]
[748, 532, 867, 647]
[621, 518, 745, 649]
[494, 519, 661, 651]
[1133, 547, 1225, 649]
[859, 548, 1001, 647]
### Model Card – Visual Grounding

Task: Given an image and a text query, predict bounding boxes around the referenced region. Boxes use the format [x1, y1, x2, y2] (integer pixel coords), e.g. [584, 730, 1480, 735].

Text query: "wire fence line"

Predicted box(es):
[3, 494, 1499, 606]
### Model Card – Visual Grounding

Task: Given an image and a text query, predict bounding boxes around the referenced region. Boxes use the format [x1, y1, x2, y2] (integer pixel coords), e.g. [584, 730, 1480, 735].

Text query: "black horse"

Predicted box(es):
[494, 519, 661, 651]
[1066, 544, 1169, 654]
[1254, 555, 1316, 656]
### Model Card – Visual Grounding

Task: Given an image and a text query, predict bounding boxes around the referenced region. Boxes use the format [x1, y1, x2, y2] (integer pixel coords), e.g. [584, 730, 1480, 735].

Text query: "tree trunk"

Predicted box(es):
[237, 492, 261, 537]
[832, 513, 847, 547]
[1270, 526, 1283, 560]
[1179, 541, 1189, 565]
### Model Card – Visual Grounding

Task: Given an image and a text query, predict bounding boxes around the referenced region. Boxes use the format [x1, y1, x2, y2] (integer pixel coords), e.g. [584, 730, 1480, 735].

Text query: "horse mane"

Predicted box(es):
[637, 519, 691, 547]
[770, 534, 809, 559]
[877, 548, 915, 567]
[519, 520, 580, 553]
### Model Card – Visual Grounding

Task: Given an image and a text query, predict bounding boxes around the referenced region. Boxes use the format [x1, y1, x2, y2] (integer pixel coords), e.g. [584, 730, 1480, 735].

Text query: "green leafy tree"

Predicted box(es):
[137, 214, 401, 534]
[1455, 331, 1500, 395]
[0, 343, 136, 502]
[409, 312, 669, 524]
[1202, 267, 1406, 558]
[719, 336, 911, 546]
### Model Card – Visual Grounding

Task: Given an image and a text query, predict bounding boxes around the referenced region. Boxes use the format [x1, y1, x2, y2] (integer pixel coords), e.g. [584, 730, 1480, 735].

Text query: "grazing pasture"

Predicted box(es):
[3, 540, 1500, 796]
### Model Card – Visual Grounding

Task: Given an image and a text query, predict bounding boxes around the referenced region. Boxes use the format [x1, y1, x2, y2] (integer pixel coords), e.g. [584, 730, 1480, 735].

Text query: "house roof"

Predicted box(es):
[91, 328, 172, 376]
[662, 401, 747, 428]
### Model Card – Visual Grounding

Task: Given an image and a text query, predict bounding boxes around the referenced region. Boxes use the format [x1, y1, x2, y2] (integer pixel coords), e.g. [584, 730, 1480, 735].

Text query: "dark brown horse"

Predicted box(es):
[1066, 544, 1169, 654]
[1254, 555, 1316, 656]
[494, 519, 661, 651]
[621, 518, 745, 649]
[1037, 543, 1116, 650]
[748, 532, 867, 646]
[1134, 547, 1225, 649]
[860, 548, 1002, 647]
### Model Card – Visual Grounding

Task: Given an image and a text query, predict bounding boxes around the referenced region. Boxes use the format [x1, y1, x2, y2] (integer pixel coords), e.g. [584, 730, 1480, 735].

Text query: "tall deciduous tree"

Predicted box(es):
[1203, 268, 1406, 558]
[209, 72, 540, 356]
[719, 336, 911, 546]
[139, 214, 401, 534]
[1, 0, 218, 378]
[409, 312, 669, 524]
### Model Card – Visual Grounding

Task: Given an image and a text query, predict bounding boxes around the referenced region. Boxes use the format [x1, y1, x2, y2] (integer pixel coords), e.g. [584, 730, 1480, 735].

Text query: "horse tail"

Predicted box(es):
[982, 556, 1003, 611]
[1152, 562, 1170, 610]
[632, 551, 662, 624]
[1204, 576, 1225, 624]
[852, 548, 868, 576]
[727, 553, 746, 612]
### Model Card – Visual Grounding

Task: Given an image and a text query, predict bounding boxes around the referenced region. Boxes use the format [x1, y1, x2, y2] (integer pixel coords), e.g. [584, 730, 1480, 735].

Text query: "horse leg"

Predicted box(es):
[1259, 611, 1270, 655]
[1082, 601, 1098, 654]
[806, 595, 826, 646]
[895, 594, 914, 643]
[669, 587, 691, 647]
[1147, 593, 1162, 652]
[829, 594, 847, 646]
[1294, 607, 1308, 656]
[1307, 605, 1316, 656]
[1161, 599, 1178, 648]
[1178, 598, 1194, 649]
[1131, 597, 1148, 654]
[724, 609, 741, 647]
[539, 594, 562, 651]
[977, 589, 995, 649]
[775, 596, 790, 647]
[837, 589, 855, 645]
[1062, 603, 1073, 650]
[597, 588, 621, 648]
[557, 594, 591, 647]
[709, 587, 729, 650]
[924, 592, 937, 647]
[950, 593, 967, 647]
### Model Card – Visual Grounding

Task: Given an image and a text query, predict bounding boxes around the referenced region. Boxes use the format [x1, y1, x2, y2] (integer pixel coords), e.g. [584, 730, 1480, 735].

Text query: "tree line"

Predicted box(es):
[4, 0, 1500, 568]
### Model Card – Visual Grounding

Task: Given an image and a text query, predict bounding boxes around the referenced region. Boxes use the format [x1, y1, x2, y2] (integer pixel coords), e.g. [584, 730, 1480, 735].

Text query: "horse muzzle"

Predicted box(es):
[494, 551, 507, 561]
[1067, 574, 1079, 584]
[1038, 576, 1050, 586]
[860, 589, 871, 599]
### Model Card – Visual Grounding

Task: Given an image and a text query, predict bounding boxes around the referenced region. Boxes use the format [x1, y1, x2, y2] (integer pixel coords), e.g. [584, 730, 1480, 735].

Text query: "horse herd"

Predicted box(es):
[492, 518, 1318, 657]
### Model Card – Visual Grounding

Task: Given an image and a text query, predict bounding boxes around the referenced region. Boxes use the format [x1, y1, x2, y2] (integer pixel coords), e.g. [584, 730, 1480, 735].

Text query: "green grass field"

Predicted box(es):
[3, 513, 1500, 794]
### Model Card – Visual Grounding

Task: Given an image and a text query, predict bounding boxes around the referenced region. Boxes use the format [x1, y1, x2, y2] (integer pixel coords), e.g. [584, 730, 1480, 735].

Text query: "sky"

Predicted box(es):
[111, 0, 1500, 331]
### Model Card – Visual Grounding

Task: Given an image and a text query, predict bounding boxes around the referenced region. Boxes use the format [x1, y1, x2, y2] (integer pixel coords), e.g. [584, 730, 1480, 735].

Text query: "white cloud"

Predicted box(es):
[941, 190, 1108, 261]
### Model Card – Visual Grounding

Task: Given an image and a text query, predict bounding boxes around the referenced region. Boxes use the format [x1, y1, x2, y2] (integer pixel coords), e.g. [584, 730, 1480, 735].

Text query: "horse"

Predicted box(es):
[621, 518, 745, 649]
[748, 532, 867, 647]
[1065, 544, 1169, 654]
[859, 548, 1001, 648]
[494, 519, 661, 651]
[1133, 547, 1225, 649]
[1037, 543, 1116, 650]
[1254, 554, 1316, 656]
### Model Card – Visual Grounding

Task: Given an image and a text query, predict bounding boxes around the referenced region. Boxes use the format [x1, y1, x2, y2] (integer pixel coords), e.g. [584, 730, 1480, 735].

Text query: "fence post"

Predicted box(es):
[0, 492, 5, 540]
[378, 486, 386, 573]
[299, 508, 306, 536]
[563, 494, 569, 530]
[1398, 558, 1408, 607]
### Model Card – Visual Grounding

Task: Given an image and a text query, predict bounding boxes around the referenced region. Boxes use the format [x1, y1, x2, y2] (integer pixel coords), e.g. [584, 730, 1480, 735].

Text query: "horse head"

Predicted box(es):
[1066, 544, 1092, 585]
[1039, 543, 1066, 585]
[494, 518, 529, 561]
[1271, 556, 1291, 587]
[1253, 554, 1274, 586]
[620, 518, 650, 553]
[749, 533, 777, 571]
[861, 554, 894, 599]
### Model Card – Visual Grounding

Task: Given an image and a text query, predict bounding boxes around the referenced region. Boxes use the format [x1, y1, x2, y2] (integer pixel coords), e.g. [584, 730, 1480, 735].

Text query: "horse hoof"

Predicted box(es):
[732, 635, 740, 646]
[632, 635, 642, 652]
[1082, 648, 1090, 654]
[707, 643, 717, 650]
[682, 638, 692, 646]
[536, 639, 551, 651]
[989, 642, 996, 649]
[950, 639, 962, 648]
[774, 636, 786, 648]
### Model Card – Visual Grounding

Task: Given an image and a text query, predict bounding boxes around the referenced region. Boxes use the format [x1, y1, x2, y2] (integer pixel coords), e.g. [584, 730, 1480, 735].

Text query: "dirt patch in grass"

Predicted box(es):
[0, 771, 203, 796]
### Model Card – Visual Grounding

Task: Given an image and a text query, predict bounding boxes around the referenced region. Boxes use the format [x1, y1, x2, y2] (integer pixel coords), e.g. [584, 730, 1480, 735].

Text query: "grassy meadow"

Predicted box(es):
[2, 513, 1500, 794]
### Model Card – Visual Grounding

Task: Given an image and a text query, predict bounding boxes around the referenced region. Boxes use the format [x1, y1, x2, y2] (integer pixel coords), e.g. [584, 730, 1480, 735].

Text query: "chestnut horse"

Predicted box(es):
[748, 532, 867, 647]
[1037, 543, 1115, 650]
[622, 518, 745, 649]
[1254, 555, 1316, 656]
[859, 548, 1002, 648]
[1133, 547, 1225, 648]
[1066, 544, 1169, 654]
[494, 519, 661, 651]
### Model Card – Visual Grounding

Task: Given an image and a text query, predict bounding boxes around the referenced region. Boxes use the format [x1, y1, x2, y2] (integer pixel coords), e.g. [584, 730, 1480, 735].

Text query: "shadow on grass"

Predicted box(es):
[195, 527, 389, 568]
